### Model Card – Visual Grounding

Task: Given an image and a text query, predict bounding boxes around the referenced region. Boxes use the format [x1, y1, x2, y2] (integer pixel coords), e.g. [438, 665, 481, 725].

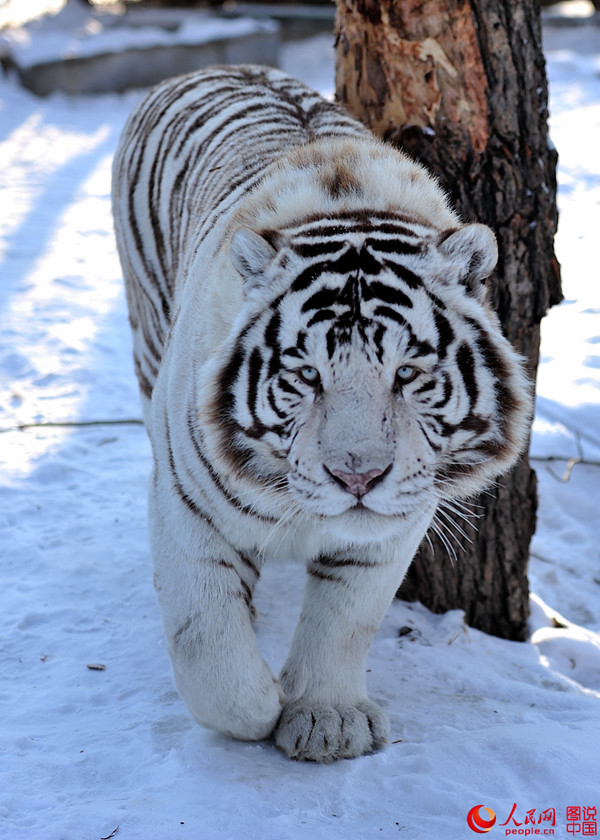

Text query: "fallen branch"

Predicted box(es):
[1, 419, 144, 434]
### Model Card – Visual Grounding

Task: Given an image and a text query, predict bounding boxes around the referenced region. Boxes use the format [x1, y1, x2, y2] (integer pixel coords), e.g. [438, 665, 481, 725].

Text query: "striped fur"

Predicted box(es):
[112, 66, 532, 762]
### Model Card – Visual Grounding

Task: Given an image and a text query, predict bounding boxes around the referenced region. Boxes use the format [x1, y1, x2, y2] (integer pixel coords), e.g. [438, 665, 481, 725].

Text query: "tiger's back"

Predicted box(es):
[112, 65, 369, 403]
[112, 65, 532, 763]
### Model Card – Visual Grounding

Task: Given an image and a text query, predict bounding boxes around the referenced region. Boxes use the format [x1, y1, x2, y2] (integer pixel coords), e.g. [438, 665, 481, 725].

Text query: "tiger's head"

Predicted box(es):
[202, 205, 531, 544]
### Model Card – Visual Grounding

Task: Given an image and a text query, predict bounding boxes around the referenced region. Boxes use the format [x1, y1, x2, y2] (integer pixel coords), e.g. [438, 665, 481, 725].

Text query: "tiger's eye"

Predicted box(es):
[396, 365, 418, 385]
[298, 366, 320, 386]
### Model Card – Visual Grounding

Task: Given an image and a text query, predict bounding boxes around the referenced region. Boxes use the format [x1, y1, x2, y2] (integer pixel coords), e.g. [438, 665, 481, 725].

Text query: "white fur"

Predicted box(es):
[112, 67, 532, 762]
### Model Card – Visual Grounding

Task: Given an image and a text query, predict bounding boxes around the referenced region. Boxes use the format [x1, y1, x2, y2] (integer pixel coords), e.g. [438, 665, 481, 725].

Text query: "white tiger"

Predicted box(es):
[112, 65, 532, 762]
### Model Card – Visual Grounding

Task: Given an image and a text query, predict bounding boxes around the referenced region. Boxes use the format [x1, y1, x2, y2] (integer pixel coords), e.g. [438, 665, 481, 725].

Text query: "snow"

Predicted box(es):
[1, 22, 599, 840]
[7, 9, 278, 70]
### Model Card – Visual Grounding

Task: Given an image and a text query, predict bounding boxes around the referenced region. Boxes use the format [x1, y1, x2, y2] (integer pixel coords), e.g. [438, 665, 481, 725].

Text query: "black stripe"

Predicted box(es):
[457, 413, 490, 435]
[134, 357, 154, 400]
[471, 325, 520, 442]
[326, 328, 336, 359]
[148, 127, 175, 295]
[315, 555, 378, 569]
[264, 312, 282, 377]
[267, 382, 288, 419]
[277, 376, 303, 398]
[301, 286, 341, 312]
[285, 210, 433, 238]
[290, 240, 348, 259]
[282, 346, 303, 359]
[165, 413, 207, 519]
[414, 379, 437, 396]
[290, 250, 362, 292]
[367, 221, 425, 239]
[218, 344, 245, 417]
[186, 408, 279, 523]
[218, 560, 253, 609]
[307, 567, 347, 585]
[417, 418, 443, 452]
[381, 259, 422, 289]
[373, 322, 386, 364]
[239, 577, 253, 608]
[433, 373, 453, 408]
[362, 279, 413, 309]
[290, 262, 322, 293]
[247, 347, 268, 437]
[307, 309, 336, 327]
[356, 245, 383, 276]
[365, 237, 423, 256]
[373, 305, 409, 327]
[456, 343, 478, 411]
[239, 551, 260, 579]
[434, 309, 455, 360]
[408, 335, 436, 357]
[125, 171, 170, 337]
[296, 331, 307, 354]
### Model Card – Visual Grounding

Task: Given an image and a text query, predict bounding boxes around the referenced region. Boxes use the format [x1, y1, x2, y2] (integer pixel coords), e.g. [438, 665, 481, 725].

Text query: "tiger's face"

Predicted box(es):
[206, 213, 530, 541]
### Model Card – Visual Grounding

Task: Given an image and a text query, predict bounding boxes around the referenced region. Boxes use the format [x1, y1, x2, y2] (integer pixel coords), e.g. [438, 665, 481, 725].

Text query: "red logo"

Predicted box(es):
[467, 805, 497, 834]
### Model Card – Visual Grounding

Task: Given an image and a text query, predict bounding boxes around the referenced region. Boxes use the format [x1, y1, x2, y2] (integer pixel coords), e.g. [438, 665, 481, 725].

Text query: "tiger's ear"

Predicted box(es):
[438, 223, 498, 300]
[230, 229, 277, 285]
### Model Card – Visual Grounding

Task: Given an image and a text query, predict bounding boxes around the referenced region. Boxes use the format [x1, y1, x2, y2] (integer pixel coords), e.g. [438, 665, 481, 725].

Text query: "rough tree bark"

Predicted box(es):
[335, 0, 562, 640]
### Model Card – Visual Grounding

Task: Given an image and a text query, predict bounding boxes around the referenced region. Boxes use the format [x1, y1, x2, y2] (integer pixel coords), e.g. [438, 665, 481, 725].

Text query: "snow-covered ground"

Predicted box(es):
[1, 21, 599, 840]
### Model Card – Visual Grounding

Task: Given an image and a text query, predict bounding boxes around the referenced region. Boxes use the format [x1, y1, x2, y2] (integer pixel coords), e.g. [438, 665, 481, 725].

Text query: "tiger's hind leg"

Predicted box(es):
[150, 487, 283, 742]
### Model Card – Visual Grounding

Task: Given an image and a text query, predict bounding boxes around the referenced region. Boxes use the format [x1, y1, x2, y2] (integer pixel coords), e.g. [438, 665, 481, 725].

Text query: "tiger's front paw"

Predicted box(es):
[274, 698, 389, 762]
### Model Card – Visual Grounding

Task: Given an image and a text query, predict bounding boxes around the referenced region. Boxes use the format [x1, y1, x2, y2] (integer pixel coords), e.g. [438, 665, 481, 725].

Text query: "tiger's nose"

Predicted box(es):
[325, 465, 392, 499]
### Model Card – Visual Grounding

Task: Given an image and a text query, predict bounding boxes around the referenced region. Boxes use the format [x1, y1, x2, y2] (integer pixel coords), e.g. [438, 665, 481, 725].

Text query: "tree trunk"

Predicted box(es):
[334, 0, 562, 640]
